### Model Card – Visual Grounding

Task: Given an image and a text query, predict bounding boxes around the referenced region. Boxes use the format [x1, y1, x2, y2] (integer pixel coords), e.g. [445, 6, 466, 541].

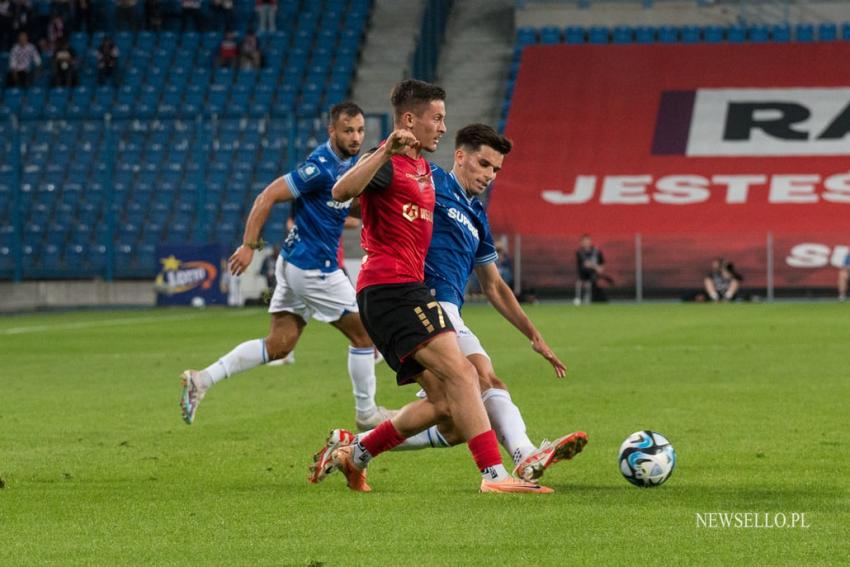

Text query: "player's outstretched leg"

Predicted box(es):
[308, 428, 356, 484]
[178, 312, 304, 424]
[514, 432, 589, 482]
[179, 370, 208, 425]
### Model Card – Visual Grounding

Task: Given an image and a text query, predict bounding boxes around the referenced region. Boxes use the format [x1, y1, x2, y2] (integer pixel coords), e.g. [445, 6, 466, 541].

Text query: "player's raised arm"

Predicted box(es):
[229, 176, 295, 276]
[332, 129, 419, 201]
[475, 262, 567, 378]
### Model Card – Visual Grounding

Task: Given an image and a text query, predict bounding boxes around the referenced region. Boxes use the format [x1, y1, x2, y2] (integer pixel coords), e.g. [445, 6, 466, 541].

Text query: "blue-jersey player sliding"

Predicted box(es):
[318, 124, 587, 485]
[179, 102, 396, 431]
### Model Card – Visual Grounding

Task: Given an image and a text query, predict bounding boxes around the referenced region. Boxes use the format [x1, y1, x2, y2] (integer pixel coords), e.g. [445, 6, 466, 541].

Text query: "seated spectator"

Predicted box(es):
[7, 31, 40, 87]
[212, 0, 234, 32]
[574, 233, 605, 305]
[239, 31, 261, 69]
[216, 30, 238, 68]
[45, 12, 63, 49]
[255, 0, 276, 33]
[839, 252, 849, 302]
[73, 0, 94, 34]
[96, 35, 119, 85]
[117, 0, 139, 32]
[51, 37, 75, 86]
[144, 0, 162, 31]
[0, 0, 13, 51]
[11, 0, 32, 40]
[180, 0, 203, 32]
[703, 258, 742, 302]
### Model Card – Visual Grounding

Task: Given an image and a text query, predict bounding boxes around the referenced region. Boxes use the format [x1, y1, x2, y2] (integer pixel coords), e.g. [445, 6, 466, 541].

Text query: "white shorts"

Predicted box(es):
[268, 256, 358, 323]
[439, 301, 489, 359]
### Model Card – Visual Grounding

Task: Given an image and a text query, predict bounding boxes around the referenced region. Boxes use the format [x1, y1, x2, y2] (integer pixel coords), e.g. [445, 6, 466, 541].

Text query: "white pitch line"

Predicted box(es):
[0, 310, 262, 335]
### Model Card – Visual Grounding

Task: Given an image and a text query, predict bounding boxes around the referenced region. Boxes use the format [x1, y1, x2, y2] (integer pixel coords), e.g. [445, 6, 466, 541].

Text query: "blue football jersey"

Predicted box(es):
[280, 141, 355, 272]
[424, 165, 498, 309]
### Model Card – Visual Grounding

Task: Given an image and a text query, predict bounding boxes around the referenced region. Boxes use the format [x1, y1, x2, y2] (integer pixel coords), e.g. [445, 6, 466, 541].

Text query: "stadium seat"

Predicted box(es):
[796, 23, 815, 42]
[818, 22, 837, 41]
[588, 27, 609, 44]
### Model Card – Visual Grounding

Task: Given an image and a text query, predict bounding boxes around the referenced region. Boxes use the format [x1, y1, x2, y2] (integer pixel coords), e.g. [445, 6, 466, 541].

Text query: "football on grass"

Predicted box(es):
[618, 430, 676, 487]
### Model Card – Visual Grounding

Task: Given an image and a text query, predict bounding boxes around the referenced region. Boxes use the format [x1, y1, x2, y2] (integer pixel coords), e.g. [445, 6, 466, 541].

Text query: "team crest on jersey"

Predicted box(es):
[296, 163, 320, 182]
[406, 172, 433, 192]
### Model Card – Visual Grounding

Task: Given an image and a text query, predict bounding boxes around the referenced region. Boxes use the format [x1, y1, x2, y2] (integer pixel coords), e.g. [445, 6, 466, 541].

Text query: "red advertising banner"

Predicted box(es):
[490, 42, 850, 289]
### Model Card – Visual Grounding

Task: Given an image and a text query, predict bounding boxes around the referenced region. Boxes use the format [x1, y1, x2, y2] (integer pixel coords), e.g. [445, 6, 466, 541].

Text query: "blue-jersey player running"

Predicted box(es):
[345, 124, 587, 482]
[179, 102, 395, 430]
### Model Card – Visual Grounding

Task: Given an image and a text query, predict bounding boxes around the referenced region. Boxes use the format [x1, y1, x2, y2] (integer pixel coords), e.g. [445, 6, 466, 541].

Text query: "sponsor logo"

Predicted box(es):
[447, 207, 480, 239]
[541, 171, 850, 205]
[325, 198, 352, 210]
[653, 88, 850, 156]
[402, 202, 434, 222]
[786, 243, 850, 268]
[155, 255, 218, 295]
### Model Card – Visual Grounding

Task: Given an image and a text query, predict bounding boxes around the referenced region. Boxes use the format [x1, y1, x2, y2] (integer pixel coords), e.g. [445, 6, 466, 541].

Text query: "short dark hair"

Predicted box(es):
[390, 79, 446, 120]
[454, 123, 512, 155]
[329, 101, 364, 125]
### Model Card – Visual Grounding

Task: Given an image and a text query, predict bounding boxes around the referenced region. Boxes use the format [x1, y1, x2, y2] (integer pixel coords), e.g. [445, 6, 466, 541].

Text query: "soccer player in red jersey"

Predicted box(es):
[308, 80, 549, 493]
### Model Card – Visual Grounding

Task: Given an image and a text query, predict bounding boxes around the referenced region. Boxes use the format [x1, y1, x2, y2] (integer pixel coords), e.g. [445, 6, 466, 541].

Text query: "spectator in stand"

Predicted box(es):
[703, 258, 741, 302]
[96, 35, 119, 86]
[0, 1, 13, 51]
[51, 36, 75, 86]
[838, 252, 849, 302]
[574, 233, 605, 305]
[215, 30, 238, 68]
[255, 0, 275, 33]
[180, 0, 203, 32]
[116, 0, 139, 32]
[212, 0, 234, 32]
[45, 11, 63, 49]
[11, 0, 31, 38]
[239, 30, 261, 69]
[72, 0, 93, 34]
[50, 0, 71, 21]
[7, 31, 40, 86]
[144, 0, 162, 31]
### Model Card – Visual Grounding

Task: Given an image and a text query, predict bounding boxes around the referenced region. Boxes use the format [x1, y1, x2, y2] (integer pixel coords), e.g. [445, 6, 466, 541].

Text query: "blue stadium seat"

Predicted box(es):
[747, 25, 769, 43]
[727, 26, 746, 43]
[539, 26, 561, 45]
[796, 23, 815, 42]
[681, 26, 701, 43]
[657, 26, 678, 43]
[612, 26, 633, 44]
[771, 24, 791, 42]
[818, 22, 837, 41]
[588, 27, 609, 44]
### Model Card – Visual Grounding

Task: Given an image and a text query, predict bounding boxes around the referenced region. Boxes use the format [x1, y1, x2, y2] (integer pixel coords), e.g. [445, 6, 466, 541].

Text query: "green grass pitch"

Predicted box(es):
[2, 303, 849, 565]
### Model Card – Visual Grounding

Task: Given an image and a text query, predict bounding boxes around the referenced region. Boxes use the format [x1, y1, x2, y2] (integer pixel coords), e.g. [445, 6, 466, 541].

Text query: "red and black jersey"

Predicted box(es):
[356, 147, 436, 292]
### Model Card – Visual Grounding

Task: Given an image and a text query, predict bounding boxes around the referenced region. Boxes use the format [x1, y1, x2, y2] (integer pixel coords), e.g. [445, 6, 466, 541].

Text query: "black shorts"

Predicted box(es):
[357, 282, 455, 385]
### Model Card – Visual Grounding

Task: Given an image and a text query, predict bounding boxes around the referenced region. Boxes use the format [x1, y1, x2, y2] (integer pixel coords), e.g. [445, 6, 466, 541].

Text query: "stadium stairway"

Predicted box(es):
[351, 0, 425, 116]
[430, 0, 514, 168]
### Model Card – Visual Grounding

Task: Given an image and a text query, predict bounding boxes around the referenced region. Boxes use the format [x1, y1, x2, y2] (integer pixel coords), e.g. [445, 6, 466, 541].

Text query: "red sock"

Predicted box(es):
[360, 420, 406, 458]
[467, 429, 502, 471]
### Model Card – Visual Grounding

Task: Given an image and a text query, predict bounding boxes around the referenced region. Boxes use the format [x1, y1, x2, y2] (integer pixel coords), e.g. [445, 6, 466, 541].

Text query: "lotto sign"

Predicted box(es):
[489, 42, 850, 288]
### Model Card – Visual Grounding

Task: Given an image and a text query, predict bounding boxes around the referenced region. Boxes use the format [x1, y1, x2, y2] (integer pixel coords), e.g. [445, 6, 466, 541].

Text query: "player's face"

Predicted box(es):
[405, 100, 446, 153]
[456, 144, 504, 195]
[580, 236, 592, 249]
[329, 113, 366, 158]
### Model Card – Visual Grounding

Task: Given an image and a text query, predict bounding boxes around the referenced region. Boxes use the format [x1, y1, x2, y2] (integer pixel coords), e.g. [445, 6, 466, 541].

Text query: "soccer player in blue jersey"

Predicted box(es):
[179, 102, 395, 430]
[321, 124, 587, 483]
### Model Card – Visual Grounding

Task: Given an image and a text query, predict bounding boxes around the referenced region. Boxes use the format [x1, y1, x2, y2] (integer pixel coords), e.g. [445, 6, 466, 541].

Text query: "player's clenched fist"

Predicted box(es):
[383, 129, 419, 155]
[228, 245, 254, 276]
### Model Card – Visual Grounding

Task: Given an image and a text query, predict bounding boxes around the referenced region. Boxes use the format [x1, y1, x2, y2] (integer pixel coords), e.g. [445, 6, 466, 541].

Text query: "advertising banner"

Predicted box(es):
[154, 244, 228, 306]
[490, 42, 850, 289]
